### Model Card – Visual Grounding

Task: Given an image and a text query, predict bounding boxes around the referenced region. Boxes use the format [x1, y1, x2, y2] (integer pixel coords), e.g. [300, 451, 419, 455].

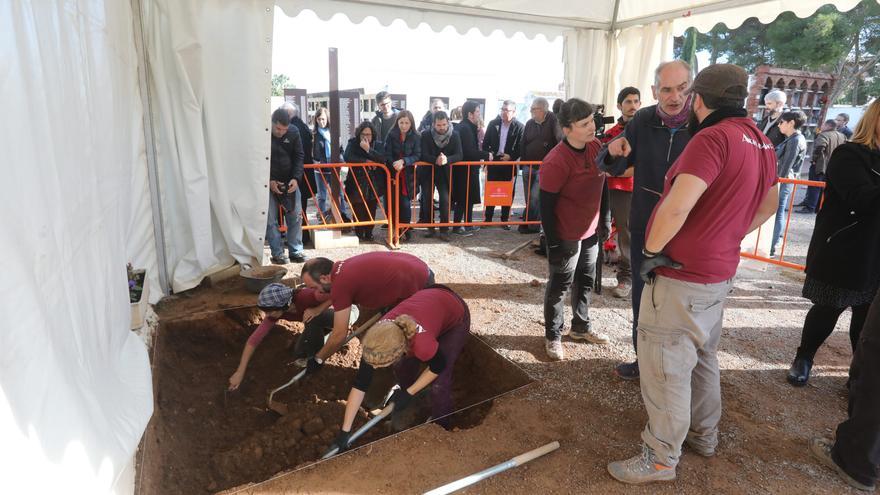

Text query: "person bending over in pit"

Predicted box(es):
[329, 285, 471, 453]
[227, 283, 333, 391]
[299, 252, 435, 378]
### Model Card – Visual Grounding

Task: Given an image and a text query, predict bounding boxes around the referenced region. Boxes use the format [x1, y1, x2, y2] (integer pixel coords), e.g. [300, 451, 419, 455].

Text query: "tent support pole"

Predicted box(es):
[131, 0, 172, 296]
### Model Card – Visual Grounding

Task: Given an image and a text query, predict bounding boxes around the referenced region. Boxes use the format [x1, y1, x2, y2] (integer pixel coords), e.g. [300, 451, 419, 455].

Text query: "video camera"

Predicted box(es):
[593, 104, 615, 139]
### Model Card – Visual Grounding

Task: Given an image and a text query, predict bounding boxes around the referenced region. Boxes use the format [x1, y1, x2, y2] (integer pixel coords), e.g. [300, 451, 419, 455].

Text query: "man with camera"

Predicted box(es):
[598, 61, 693, 381]
[268, 108, 307, 264]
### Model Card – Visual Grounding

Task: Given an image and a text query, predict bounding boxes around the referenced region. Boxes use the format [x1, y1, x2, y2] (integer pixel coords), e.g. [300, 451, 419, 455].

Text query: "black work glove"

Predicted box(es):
[332, 429, 351, 452]
[388, 388, 413, 412]
[640, 251, 682, 283]
[305, 357, 324, 376]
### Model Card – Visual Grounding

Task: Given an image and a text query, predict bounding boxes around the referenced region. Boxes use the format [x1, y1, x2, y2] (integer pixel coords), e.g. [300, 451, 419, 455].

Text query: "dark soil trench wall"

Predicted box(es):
[137, 308, 531, 494]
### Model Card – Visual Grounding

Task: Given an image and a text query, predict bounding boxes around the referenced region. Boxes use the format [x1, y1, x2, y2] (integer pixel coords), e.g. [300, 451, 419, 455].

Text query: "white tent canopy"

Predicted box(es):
[1, 1, 867, 493]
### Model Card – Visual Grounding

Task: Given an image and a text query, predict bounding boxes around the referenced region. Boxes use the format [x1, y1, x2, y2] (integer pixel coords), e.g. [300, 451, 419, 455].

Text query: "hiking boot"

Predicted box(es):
[612, 282, 631, 299]
[684, 434, 716, 457]
[787, 357, 813, 387]
[466, 226, 480, 233]
[453, 227, 472, 237]
[270, 256, 289, 265]
[614, 360, 640, 381]
[810, 437, 876, 491]
[570, 327, 610, 344]
[289, 253, 307, 263]
[545, 339, 564, 361]
[607, 445, 676, 485]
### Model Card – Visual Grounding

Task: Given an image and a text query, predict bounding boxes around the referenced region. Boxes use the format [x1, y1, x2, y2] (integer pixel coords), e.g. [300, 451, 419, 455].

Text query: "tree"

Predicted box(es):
[271, 74, 294, 96]
[674, 1, 880, 104]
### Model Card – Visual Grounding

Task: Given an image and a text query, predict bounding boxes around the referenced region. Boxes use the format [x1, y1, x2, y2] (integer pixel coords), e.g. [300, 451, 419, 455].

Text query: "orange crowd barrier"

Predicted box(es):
[390, 161, 542, 246]
[301, 162, 394, 246]
[740, 177, 826, 270]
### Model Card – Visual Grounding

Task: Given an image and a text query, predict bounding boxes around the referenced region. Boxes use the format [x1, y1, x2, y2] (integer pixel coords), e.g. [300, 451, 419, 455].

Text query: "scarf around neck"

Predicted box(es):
[432, 125, 454, 148]
[656, 93, 693, 129]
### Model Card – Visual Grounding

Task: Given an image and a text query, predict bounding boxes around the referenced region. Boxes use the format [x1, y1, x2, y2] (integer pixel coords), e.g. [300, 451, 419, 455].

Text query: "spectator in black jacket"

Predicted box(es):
[268, 108, 306, 264]
[799, 120, 847, 213]
[786, 99, 880, 387]
[757, 89, 787, 146]
[835, 112, 853, 139]
[482, 100, 524, 227]
[282, 102, 317, 243]
[384, 110, 421, 241]
[343, 122, 386, 242]
[597, 60, 693, 381]
[419, 111, 462, 242]
[419, 98, 447, 133]
[312, 107, 349, 222]
[519, 97, 563, 233]
[454, 100, 490, 236]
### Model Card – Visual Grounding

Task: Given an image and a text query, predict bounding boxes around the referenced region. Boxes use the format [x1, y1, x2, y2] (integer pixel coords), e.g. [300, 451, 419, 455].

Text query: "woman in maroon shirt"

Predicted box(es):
[328, 285, 470, 453]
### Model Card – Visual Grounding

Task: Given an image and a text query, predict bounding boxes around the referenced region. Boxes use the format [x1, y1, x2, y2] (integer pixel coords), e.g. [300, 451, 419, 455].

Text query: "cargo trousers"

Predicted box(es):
[637, 274, 733, 467]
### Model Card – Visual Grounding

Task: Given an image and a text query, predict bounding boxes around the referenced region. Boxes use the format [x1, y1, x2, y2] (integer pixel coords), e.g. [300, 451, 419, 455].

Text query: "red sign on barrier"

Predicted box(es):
[484, 180, 514, 206]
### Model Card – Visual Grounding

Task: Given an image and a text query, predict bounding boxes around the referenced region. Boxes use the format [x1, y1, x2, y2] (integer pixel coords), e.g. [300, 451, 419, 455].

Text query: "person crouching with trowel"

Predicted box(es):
[298, 252, 435, 378]
[228, 283, 334, 391]
[329, 285, 471, 453]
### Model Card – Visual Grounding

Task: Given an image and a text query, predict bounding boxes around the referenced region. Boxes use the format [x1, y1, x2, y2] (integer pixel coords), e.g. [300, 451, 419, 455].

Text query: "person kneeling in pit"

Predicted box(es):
[329, 285, 470, 452]
[227, 283, 335, 391]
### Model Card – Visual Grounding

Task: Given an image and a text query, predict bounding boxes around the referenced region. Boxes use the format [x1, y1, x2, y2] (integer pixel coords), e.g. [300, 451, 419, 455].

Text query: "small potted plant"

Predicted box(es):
[128, 263, 150, 329]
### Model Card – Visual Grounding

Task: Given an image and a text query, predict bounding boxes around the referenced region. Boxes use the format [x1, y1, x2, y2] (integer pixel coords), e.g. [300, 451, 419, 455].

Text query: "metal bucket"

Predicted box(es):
[239, 264, 287, 293]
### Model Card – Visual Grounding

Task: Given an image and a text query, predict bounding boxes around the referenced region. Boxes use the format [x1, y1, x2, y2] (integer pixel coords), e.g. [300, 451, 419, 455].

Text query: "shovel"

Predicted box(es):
[489, 236, 539, 261]
[266, 312, 382, 415]
[321, 403, 395, 459]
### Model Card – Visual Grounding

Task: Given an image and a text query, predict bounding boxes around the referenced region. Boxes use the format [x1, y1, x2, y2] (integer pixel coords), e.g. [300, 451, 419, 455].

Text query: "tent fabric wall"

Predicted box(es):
[564, 22, 673, 114]
[141, 0, 274, 293]
[0, 1, 152, 493]
[563, 28, 609, 105]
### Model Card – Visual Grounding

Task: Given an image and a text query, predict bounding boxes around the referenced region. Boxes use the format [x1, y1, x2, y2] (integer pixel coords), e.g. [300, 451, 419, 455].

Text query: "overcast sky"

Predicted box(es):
[272, 7, 564, 119]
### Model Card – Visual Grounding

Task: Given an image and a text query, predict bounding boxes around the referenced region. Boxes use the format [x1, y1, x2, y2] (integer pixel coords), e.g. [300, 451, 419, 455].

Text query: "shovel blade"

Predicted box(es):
[267, 399, 289, 415]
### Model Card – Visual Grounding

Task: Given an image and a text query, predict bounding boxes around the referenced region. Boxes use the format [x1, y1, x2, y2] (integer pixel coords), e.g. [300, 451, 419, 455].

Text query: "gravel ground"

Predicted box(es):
[210, 205, 869, 495]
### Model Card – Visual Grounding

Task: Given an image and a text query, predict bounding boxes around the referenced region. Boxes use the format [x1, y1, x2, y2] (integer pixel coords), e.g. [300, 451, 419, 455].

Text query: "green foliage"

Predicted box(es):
[674, 0, 880, 104]
[271, 74, 294, 96]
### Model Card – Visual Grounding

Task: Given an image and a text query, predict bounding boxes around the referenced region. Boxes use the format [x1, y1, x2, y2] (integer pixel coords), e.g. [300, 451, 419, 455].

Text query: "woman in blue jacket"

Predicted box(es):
[313, 107, 349, 221]
[384, 110, 421, 241]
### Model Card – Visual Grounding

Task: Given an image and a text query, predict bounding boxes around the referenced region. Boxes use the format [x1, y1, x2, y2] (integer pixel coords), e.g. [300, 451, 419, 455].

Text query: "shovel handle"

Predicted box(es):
[322, 403, 395, 460]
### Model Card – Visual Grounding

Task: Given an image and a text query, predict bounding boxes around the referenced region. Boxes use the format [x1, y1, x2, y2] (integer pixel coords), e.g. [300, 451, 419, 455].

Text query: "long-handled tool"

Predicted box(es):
[266, 312, 382, 415]
[423, 441, 560, 495]
[490, 235, 539, 261]
[321, 403, 395, 459]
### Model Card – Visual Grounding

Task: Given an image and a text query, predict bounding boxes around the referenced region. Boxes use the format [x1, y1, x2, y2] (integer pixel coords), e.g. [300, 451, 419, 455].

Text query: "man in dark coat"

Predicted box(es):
[454, 100, 491, 236]
[518, 97, 562, 233]
[268, 108, 306, 264]
[597, 60, 693, 381]
[419, 111, 462, 242]
[482, 100, 524, 226]
[756, 89, 787, 147]
[282, 102, 317, 244]
[799, 119, 846, 213]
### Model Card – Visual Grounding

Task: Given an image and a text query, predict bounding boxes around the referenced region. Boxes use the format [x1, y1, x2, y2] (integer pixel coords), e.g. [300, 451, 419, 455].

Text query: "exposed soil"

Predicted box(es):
[139, 305, 530, 494]
[138, 200, 867, 494]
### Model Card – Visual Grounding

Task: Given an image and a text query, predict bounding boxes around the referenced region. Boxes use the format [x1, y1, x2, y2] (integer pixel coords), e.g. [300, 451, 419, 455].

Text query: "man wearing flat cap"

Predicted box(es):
[608, 64, 779, 484]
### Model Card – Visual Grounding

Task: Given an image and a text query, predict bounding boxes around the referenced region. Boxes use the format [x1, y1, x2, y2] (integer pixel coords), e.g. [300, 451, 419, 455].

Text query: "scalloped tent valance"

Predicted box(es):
[276, 0, 866, 39]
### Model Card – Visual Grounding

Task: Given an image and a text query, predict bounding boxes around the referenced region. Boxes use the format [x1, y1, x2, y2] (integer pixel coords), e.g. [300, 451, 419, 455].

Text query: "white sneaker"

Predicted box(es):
[545, 339, 564, 361]
[612, 282, 631, 299]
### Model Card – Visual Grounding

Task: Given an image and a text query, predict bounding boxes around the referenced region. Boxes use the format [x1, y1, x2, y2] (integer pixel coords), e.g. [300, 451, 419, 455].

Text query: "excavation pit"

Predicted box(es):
[137, 307, 532, 494]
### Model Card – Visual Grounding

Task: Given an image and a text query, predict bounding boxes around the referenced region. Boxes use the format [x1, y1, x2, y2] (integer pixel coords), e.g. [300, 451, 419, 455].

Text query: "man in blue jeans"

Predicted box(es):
[769, 111, 807, 257]
[267, 108, 307, 264]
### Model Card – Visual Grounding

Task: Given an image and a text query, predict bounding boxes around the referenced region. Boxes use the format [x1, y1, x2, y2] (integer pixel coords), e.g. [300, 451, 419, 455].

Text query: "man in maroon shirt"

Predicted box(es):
[299, 252, 434, 375]
[608, 64, 779, 484]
